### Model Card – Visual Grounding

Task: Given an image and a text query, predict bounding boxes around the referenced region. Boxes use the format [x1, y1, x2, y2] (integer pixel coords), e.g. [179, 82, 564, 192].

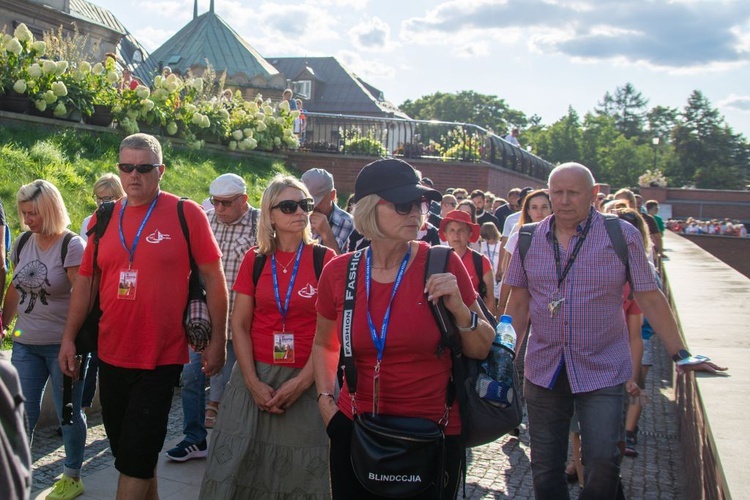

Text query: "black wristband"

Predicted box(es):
[671, 349, 691, 362]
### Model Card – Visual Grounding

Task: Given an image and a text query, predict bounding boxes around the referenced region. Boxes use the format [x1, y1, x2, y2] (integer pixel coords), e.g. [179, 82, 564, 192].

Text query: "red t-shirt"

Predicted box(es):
[623, 284, 641, 316]
[79, 193, 221, 369]
[316, 241, 477, 435]
[234, 244, 334, 369]
[458, 248, 493, 293]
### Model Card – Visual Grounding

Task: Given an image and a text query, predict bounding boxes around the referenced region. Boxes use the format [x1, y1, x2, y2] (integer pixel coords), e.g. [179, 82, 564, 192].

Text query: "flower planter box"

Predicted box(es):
[0, 94, 31, 114]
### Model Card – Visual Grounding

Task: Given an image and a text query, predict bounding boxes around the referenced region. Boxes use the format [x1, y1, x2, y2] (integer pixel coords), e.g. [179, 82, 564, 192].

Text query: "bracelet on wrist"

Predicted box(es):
[317, 392, 334, 402]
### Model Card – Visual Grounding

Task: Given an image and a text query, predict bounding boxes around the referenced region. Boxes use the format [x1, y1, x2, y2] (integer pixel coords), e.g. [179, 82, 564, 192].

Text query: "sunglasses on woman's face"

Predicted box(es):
[117, 163, 161, 174]
[379, 198, 430, 215]
[271, 198, 315, 214]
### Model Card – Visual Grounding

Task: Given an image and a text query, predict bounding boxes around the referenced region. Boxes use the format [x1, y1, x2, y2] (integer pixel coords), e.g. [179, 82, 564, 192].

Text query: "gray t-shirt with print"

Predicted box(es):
[11, 232, 84, 345]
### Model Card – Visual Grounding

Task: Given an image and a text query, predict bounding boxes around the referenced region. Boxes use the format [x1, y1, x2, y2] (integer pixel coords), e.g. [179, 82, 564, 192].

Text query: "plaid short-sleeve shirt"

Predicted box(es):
[208, 205, 259, 339]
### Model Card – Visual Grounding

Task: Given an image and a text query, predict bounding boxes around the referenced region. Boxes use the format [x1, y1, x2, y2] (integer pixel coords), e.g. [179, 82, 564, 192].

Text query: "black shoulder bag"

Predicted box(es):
[341, 249, 448, 499]
[426, 246, 523, 448]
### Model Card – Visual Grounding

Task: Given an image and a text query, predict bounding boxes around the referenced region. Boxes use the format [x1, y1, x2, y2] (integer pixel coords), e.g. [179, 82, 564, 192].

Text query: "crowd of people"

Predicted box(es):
[667, 217, 748, 237]
[0, 133, 728, 500]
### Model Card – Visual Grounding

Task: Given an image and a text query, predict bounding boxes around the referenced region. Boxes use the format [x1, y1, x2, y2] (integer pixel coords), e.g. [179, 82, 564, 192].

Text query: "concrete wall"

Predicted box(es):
[286, 152, 547, 198]
[662, 232, 749, 500]
[678, 234, 750, 279]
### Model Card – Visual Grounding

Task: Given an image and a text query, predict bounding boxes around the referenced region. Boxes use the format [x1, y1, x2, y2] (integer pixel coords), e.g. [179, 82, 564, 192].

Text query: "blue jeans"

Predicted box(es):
[208, 339, 236, 402]
[525, 366, 625, 500]
[81, 352, 99, 408]
[181, 348, 207, 444]
[12, 342, 87, 477]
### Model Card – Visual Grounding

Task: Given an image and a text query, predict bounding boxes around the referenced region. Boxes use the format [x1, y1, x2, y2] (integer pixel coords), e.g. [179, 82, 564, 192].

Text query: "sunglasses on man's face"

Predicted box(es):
[209, 195, 242, 208]
[117, 163, 161, 174]
[271, 198, 315, 214]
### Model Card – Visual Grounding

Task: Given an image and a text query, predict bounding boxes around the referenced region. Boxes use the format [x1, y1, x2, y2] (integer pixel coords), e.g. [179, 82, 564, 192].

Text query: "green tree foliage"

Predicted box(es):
[671, 90, 749, 189]
[399, 90, 527, 135]
[595, 83, 649, 139]
[538, 106, 583, 165]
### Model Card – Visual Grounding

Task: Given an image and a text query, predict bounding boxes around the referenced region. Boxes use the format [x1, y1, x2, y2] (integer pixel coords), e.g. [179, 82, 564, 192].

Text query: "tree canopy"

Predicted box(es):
[400, 85, 750, 190]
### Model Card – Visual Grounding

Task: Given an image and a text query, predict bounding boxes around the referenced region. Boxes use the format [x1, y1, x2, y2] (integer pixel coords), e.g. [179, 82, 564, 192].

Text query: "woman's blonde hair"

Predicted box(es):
[93, 173, 125, 199]
[257, 174, 313, 255]
[352, 194, 385, 241]
[17, 179, 70, 235]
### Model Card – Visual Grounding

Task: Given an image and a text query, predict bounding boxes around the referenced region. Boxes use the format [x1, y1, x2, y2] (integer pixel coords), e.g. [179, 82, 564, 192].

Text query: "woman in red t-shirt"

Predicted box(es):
[439, 209, 496, 316]
[201, 175, 334, 499]
[312, 158, 495, 499]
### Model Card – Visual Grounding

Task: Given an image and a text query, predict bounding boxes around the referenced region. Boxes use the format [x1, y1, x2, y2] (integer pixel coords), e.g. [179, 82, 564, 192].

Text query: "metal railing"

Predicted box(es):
[298, 112, 553, 180]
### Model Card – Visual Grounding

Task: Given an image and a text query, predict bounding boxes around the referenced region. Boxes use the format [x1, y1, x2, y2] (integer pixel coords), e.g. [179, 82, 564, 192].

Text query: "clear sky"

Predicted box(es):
[94, 0, 750, 138]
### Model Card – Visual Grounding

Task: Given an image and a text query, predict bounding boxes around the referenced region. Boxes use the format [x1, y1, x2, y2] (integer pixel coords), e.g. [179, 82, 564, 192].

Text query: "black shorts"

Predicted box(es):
[98, 360, 181, 479]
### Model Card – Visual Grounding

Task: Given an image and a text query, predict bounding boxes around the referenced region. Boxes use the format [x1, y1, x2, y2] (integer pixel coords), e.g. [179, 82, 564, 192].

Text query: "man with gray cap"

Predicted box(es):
[301, 168, 353, 254]
[166, 173, 259, 462]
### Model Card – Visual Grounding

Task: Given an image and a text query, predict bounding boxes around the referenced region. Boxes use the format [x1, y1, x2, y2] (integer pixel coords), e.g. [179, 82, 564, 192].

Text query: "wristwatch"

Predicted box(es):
[458, 311, 479, 332]
[671, 349, 692, 363]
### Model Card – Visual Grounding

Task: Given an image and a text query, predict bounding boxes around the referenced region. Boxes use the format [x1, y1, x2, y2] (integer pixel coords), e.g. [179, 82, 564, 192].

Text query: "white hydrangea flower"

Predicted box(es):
[6, 38, 22, 56]
[55, 60, 68, 76]
[232, 130, 243, 141]
[106, 70, 119, 83]
[79, 61, 91, 73]
[135, 86, 150, 99]
[14, 24, 33, 43]
[243, 128, 253, 138]
[51, 81, 68, 97]
[43, 90, 57, 104]
[35, 99, 47, 112]
[53, 102, 67, 117]
[256, 121, 267, 132]
[92, 62, 104, 75]
[42, 60, 57, 75]
[291, 110, 300, 118]
[228, 141, 238, 151]
[31, 41, 46, 55]
[218, 109, 229, 120]
[190, 77, 204, 92]
[140, 99, 155, 111]
[273, 137, 281, 146]
[279, 100, 290, 111]
[13, 79, 27, 94]
[166, 122, 178, 135]
[28, 64, 42, 78]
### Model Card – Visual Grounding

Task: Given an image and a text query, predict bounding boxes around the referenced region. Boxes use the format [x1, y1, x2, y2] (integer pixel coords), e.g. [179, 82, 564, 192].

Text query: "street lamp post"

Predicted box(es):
[652, 136, 660, 170]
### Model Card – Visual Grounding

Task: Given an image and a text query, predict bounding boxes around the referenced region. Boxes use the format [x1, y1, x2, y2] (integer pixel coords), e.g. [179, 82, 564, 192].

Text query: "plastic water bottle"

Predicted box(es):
[476, 315, 516, 407]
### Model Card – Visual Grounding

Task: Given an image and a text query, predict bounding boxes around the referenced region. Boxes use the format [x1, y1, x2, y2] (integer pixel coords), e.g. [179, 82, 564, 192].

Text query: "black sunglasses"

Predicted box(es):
[209, 195, 242, 208]
[272, 198, 315, 214]
[117, 163, 162, 174]
[379, 198, 430, 215]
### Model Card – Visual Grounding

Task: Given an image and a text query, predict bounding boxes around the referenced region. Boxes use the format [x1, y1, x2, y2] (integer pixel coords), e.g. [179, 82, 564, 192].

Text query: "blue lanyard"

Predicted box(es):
[484, 242, 496, 265]
[118, 194, 160, 267]
[365, 245, 412, 362]
[271, 241, 304, 331]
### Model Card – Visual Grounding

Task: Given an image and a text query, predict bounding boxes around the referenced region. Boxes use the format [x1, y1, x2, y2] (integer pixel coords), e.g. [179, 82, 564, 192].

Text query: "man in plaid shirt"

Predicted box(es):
[504, 162, 726, 499]
[167, 173, 259, 462]
[301, 168, 353, 254]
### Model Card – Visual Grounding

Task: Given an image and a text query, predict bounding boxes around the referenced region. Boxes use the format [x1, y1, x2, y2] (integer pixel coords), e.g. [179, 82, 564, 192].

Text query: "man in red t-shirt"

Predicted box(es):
[59, 134, 228, 498]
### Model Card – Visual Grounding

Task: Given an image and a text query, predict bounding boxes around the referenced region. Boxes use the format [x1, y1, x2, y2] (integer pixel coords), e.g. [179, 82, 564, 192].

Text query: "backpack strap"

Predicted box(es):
[518, 222, 539, 270]
[602, 214, 631, 284]
[252, 251, 267, 287]
[60, 232, 75, 267]
[177, 198, 196, 267]
[14, 231, 33, 263]
[470, 248, 487, 299]
[312, 244, 327, 280]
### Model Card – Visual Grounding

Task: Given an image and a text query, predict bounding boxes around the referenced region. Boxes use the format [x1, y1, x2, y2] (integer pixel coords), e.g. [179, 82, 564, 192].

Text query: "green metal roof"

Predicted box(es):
[147, 11, 281, 82]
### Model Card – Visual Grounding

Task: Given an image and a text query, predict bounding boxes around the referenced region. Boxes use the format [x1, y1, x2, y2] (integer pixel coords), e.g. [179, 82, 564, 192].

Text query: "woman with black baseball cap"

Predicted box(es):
[312, 158, 494, 498]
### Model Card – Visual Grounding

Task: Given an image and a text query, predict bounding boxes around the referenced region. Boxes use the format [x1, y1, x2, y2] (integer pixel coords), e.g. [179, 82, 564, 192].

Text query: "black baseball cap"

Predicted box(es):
[353, 158, 441, 203]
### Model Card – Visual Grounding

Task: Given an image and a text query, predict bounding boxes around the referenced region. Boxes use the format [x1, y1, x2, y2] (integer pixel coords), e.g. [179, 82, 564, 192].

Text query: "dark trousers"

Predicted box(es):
[525, 366, 626, 500]
[327, 411, 462, 499]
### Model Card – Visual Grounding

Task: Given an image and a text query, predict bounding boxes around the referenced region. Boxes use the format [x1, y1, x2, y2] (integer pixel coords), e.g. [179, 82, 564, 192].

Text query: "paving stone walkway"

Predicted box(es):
[31, 337, 685, 498]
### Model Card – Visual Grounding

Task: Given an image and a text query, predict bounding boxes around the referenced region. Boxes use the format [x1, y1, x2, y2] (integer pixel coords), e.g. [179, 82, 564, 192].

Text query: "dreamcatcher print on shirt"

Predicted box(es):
[13, 260, 52, 313]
